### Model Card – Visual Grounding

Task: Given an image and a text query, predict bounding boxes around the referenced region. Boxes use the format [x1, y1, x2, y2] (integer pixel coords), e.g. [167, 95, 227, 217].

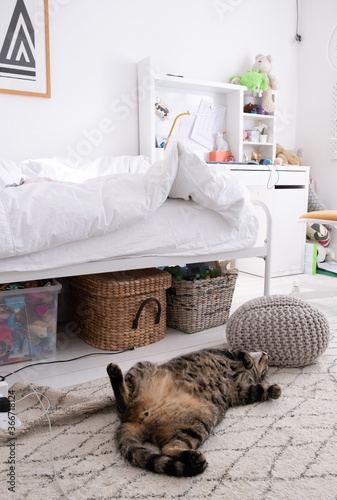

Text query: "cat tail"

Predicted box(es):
[116, 422, 206, 477]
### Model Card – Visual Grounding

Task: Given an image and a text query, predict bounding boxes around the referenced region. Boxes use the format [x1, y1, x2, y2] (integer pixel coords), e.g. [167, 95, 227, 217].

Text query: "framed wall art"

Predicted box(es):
[0, 0, 50, 98]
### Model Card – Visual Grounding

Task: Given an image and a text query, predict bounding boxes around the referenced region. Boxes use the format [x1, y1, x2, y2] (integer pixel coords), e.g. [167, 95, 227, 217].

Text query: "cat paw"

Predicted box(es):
[107, 363, 123, 382]
[181, 450, 207, 475]
[268, 384, 282, 399]
[238, 351, 253, 369]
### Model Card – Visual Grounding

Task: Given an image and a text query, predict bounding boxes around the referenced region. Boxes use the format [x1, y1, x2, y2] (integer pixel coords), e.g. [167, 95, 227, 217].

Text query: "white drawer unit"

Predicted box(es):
[227, 165, 310, 277]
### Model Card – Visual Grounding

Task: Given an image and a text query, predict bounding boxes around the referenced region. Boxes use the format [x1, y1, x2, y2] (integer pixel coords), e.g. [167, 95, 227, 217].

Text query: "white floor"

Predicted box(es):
[2, 271, 337, 390]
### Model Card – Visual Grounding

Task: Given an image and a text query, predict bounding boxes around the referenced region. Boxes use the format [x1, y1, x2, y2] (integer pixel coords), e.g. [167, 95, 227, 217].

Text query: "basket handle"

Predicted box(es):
[132, 297, 161, 330]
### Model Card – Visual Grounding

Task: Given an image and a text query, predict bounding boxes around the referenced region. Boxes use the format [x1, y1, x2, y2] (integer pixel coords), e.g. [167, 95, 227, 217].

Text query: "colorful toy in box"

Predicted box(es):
[0, 280, 60, 365]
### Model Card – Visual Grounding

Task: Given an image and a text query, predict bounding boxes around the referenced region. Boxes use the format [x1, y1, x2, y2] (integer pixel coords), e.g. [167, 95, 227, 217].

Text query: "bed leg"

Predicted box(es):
[263, 255, 271, 295]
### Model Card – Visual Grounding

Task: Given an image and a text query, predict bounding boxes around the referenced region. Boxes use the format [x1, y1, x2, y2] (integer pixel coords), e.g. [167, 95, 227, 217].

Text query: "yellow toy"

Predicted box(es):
[251, 152, 261, 161]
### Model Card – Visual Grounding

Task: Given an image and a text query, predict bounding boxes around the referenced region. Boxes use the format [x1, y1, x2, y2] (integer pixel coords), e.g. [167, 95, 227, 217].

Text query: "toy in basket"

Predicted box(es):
[165, 265, 238, 334]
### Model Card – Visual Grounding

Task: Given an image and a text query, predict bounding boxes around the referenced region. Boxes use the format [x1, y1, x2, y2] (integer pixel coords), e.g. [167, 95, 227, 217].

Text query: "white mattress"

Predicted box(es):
[0, 198, 258, 273]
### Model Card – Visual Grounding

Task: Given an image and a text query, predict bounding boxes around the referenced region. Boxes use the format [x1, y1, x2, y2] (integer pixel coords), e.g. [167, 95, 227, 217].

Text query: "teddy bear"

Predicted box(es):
[276, 144, 303, 166]
[243, 102, 257, 114]
[252, 54, 279, 113]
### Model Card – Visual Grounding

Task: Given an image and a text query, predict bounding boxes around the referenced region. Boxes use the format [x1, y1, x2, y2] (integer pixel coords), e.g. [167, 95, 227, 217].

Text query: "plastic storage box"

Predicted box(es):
[0, 279, 61, 365]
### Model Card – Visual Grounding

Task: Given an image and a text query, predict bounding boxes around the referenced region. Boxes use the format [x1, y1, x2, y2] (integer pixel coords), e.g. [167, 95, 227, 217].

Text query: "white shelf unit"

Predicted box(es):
[138, 57, 277, 164]
[242, 108, 276, 161]
[228, 165, 310, 278]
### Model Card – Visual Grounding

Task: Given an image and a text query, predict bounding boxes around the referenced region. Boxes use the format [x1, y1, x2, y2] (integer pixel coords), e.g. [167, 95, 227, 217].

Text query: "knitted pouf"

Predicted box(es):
[226, 295, 330, 367]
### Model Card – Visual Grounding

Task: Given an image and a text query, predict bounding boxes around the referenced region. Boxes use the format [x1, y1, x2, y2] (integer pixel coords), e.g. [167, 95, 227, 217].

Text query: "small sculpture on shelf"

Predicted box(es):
[215, 131, 229, 151]
[209, 131, 232, 162]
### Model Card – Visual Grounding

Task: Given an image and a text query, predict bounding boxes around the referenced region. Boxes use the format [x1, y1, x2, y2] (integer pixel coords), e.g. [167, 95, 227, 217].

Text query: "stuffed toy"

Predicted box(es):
[230, 69, 268, 93]
[251, 152, 261, 161]
[255, 104, 266, 115]
[316, 245, 336, 264]
[243, 103, 257, 113]
[306, 223, 331, 247]
[276, 144, 303, 166]
[252, 54, 279, 113]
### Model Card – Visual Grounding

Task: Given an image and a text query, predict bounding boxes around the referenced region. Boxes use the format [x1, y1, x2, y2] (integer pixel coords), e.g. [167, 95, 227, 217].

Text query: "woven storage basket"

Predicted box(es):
[166, 269, 238, 334]
[67, 268, 172, 350]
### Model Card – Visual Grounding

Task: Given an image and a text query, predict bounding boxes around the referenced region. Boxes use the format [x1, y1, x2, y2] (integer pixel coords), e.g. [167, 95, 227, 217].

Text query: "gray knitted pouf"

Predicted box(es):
[226, 295, 330, 367]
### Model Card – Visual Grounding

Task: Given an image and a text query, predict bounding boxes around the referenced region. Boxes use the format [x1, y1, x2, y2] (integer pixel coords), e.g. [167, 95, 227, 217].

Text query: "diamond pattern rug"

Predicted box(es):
[1, 324, 337, 500]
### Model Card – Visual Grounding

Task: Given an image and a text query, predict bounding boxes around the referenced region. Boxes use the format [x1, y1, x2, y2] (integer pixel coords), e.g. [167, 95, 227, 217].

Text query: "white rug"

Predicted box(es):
[1, 324, 337, 500]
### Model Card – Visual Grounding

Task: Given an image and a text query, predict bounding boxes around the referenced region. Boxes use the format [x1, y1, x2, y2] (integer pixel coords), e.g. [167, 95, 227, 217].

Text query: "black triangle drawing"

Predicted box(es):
[0, 0, 36, 79]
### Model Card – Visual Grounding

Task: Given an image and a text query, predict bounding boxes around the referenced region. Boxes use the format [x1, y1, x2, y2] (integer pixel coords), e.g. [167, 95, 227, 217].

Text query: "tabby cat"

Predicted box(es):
[107, 347, 281, 477]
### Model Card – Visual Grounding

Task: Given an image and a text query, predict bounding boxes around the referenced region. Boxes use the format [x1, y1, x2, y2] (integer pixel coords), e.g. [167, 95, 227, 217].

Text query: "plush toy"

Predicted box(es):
[244, 103, 257, 114]
[276, 144, 303, 166]
[306, 223, 331, 247]
[231, 69, 268, 93]
[12, 289, 57, 358]
[316, 245, 336, 264]
[252, 54, 279, 112]
[251, 152, 261, 161]
[255, 104, 266, 115]
[231, 55, 278, 113]
[0, 321, 13, 356]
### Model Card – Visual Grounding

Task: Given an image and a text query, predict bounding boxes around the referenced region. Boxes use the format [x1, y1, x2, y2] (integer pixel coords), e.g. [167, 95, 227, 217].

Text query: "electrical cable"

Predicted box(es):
[0, 346, 135, 381]
[266, 164, 280, 189]
[0, 345, 136, 496]
[9, 371, 75, 500]
[0, 347, 135, 495]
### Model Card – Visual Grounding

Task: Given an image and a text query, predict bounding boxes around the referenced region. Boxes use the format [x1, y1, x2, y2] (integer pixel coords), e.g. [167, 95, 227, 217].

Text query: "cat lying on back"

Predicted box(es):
[107, 347, 281, 477]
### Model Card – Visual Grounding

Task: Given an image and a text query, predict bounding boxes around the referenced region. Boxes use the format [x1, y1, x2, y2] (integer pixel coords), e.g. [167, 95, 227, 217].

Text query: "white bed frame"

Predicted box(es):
[0, 201, 272, 295]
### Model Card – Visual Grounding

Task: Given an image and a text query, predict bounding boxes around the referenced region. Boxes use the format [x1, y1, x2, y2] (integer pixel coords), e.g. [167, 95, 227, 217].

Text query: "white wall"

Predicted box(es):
[0, 0, 299, 163]
[297, 0, 337, 207]
[296, 0, 337, 249]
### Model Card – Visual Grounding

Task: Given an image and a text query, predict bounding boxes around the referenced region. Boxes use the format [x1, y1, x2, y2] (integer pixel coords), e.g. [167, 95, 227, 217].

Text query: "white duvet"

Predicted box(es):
[0, 143, 258, 260]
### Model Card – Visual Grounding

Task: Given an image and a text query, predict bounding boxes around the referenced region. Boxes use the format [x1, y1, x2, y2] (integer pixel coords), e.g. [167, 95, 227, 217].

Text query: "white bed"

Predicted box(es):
[0, 143, 272, 294]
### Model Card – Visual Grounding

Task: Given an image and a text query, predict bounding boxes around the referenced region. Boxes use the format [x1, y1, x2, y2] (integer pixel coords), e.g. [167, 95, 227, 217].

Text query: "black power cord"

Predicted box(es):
[295, 0, 302, 42]
[0, 347, 135, 381]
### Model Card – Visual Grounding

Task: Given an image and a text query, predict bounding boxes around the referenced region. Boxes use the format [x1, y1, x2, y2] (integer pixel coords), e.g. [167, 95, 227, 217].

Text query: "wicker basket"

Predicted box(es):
[67, 268, 172, 350]
[166, 270, 238, 334]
